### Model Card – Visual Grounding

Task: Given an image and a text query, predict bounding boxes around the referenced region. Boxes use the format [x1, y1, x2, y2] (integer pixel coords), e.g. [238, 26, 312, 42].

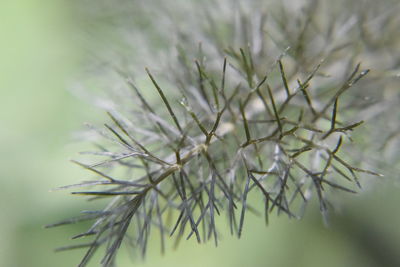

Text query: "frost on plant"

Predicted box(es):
[47, 0, 399, 266]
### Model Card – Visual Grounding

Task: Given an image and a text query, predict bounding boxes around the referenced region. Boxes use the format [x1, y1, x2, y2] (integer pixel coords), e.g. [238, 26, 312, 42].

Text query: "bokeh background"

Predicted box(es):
[1, 0, 399, 266]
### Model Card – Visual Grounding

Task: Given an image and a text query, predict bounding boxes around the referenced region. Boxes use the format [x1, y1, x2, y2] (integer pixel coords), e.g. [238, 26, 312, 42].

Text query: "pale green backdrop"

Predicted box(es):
[1, 1, 399, 266]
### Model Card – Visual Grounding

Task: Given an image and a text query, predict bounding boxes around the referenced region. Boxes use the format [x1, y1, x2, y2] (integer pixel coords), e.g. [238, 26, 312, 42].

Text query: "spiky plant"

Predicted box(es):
[47, 0, 399, 266]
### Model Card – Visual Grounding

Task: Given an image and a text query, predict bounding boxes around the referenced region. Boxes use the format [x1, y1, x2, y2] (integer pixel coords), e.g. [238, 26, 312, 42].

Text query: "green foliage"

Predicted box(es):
[48, 0, 399, 266]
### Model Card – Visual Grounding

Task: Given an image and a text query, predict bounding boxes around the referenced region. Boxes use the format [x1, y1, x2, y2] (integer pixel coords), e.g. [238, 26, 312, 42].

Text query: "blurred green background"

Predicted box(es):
[1, 0, 399, 266]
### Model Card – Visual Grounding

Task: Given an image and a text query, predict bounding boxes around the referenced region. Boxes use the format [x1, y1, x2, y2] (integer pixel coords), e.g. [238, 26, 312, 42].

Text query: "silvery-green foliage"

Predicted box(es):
[48, 0, 399, 266]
